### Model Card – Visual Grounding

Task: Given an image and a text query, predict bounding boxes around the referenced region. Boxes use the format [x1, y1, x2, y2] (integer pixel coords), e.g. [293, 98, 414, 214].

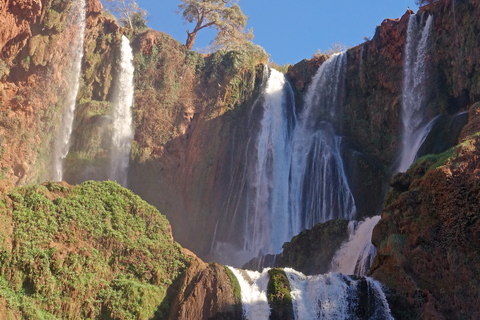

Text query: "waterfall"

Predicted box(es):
[228, 266, 394, 319]
[211, 68, 295, 266]
[243, 68, 293, 257]
[330, 216, 381, 276]
[212, 54, 356, 267]
[289, 52, 356, 233]
[285, 269, 393, 320]
[52, 0, 86, 181]
[397, 14, 434, 172]
[227, 267, 271, 320]
[109, 35, 135, 187]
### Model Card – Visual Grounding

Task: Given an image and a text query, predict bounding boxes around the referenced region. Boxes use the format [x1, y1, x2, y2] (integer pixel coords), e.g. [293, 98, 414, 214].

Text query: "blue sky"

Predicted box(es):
[135, 0, 419, 65]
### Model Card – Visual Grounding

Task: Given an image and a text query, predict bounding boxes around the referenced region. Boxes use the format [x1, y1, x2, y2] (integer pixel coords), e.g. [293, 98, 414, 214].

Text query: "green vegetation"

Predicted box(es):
[0, 60, 9, 80]
[202, 43, 268, 115]
[269, 61, 291, 74]
[412, 147, 457, 172]
[44, 8, 67, 32]
[178, 0, 253, 50]
[129, 12, 148, 33]
[0, 181, 189, 319]
[223, 266, 242, 315]
[224, 267, 241, 301]
[313, 42, 348, 58]
[21, 56, 31, 71]
[132, 30, 268, 162]
[267, 268, 294, 320]
[68, 101, 113, 161]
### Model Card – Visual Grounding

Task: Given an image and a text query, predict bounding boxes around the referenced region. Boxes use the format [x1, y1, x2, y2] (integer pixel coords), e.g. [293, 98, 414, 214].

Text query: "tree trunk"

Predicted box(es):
[127, 16, 133, 30]
[186, 31, 197, 50]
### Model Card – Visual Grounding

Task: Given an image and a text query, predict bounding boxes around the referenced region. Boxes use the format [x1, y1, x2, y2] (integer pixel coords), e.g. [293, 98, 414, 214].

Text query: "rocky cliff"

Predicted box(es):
[0, 0, 120, 189]
[2, 0, 478, 262]
[371, 102, 480, 320]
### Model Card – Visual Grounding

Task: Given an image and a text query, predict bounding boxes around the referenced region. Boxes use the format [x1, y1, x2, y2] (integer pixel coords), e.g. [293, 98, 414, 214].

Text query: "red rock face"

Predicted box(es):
[371, 116, 480, 319]
[0, 0, 118, 187]
[0, 0, 42, 60]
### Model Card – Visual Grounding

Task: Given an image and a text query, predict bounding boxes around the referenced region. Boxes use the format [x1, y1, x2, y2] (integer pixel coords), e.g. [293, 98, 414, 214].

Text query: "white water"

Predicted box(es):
[52, 0, 86, 181]
[330, 216, 381, 276]
[244, 68, 292, 257]
[109, 35, 135, 187]
[398, 14, 434, 172]
[289, 52, 356, 233]
[285, 269, 394, 320]
[211, 68, 293, 265]
[227, 267, 271, 320]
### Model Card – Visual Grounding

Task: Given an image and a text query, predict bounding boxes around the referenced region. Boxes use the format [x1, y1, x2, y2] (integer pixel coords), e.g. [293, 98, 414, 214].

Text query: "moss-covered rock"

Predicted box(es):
[267, 268, 294, 320]
[0, 180, 189, 319]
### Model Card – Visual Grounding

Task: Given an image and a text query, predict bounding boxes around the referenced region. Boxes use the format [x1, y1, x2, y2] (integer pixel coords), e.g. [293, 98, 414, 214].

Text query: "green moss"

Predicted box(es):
[267, 268, 294, 320]
[0, 181, 188, 319]
[44, 6, 69, 32]
[98, 276, 165, 320]
[409, 146, 457, 176]
[0, 60, 9, 80]
[224, 266, 241, 304]
[223, 266, 242, 315]
[20, 56, 31, 71]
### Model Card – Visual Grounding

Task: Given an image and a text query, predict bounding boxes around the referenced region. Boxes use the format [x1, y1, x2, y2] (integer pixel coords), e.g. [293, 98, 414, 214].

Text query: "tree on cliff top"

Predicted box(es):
[177, 0, 253, 51]
[102, 0, 147, 31]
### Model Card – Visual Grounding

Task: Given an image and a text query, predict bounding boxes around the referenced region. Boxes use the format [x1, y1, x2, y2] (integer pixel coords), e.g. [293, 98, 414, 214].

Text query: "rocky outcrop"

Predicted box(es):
[243, 219, 349, 275]
[417, 111, 469, 157]
[459, 101, 480, 141]
[0, 181, 189, 319]
[267, 268, 294, 320]
[168, 258, 242, 320]
[371, 106, 480, 319]
[340, 10, 413, 169]
[0, 0, 42, 61]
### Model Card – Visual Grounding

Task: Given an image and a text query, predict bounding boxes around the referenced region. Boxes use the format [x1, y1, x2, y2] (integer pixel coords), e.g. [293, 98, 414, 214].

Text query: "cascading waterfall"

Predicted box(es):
[285, 269, 394, 320]
[397, 14, 434, 172]
[212, 54, 356, 267]
[289, 52, 356, 233]
[227, 267, 270, 320]
[52, 0, 86, 181]
[211, 68, 295, 266]
[243, 68, 293, 258]
[228, 266, 394, 319]
[330, 216, 381, 276]
[109, 35, 135, 187]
